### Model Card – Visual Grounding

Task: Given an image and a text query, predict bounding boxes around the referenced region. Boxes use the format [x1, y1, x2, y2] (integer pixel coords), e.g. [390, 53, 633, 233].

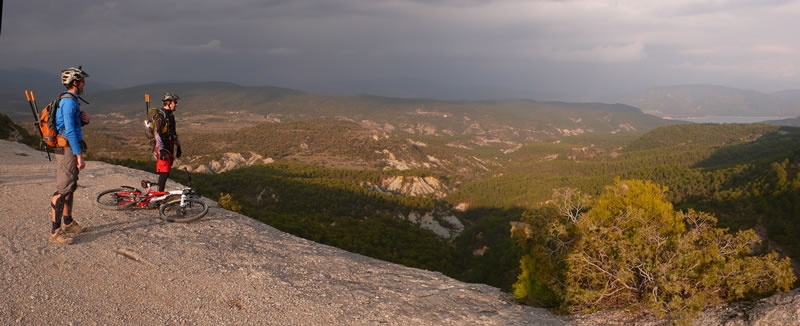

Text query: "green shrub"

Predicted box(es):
[512, 179, 796, 322]
[218, 193, 243, 212]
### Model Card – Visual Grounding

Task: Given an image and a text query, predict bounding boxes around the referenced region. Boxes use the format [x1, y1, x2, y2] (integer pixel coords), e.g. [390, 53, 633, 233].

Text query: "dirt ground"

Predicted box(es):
[0, 140, 565, 326]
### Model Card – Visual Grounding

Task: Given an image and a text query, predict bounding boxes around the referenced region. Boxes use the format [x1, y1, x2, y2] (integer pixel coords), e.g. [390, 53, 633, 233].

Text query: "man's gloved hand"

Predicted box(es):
[159, 149, 171, 161]
[80, 111, 90, 126]
[176, 145, 182, 158]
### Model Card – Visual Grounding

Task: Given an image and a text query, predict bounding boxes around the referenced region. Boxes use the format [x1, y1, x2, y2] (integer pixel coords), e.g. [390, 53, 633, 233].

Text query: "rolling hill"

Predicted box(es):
[618, 84, 800, 119]
[16, 82, 675, 184]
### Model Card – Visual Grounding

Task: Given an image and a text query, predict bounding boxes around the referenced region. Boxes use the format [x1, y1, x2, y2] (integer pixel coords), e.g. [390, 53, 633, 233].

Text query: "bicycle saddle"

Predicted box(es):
[141, 180, 154, 189]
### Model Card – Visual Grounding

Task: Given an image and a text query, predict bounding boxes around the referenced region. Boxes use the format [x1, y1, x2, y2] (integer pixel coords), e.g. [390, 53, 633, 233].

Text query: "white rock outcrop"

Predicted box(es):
[180, 152, 274, 174]
[402, 210, 465, 240]
[381, 176, 447, 198]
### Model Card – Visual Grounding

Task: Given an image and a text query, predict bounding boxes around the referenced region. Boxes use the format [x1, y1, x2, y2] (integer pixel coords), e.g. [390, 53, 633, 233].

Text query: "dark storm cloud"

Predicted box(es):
[2, 0, 800, 101]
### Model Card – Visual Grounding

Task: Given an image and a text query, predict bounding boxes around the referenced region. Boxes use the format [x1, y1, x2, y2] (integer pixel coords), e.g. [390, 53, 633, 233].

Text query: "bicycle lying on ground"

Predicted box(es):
[95, 168, 208, 223]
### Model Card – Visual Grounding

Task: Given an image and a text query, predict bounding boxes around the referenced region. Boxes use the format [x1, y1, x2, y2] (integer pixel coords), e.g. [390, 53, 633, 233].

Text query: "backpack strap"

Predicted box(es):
[154, 108, 168, 133]
[60, 92, 90, 104]
[54, 92, 84, 135]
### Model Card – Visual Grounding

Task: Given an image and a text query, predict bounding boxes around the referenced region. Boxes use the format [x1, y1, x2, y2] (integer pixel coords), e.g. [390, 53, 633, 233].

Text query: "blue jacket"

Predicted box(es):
[55, 92, 84, 155]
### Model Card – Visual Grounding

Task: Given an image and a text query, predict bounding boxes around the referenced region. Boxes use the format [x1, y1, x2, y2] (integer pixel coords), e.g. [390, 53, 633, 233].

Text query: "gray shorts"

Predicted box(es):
[55, 147, 79, 195]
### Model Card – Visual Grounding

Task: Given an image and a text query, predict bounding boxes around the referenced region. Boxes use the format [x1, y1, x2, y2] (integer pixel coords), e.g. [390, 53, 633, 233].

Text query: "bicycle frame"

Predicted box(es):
[114, 179, 185, 208]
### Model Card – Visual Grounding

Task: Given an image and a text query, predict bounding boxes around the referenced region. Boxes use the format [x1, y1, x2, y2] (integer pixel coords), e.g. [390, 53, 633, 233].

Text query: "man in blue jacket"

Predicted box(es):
[49, 66, 91, 244]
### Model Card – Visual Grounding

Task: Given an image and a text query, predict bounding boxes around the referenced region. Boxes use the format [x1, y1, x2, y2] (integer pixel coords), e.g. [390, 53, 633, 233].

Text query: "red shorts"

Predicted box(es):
[156, 155, 173, 173]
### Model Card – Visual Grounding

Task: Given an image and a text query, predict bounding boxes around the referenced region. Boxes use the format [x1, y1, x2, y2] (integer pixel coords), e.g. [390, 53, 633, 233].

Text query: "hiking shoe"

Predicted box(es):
[49, 229, 73, 245]
[63, 221, 84, 234]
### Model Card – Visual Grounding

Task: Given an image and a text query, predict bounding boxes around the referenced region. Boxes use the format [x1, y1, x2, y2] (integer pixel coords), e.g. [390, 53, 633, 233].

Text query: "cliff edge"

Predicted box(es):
[0, 140, 564, 325]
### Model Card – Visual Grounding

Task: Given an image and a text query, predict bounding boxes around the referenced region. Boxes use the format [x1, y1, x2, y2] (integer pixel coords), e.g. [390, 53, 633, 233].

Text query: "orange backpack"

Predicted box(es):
[38, 92, 77, 148]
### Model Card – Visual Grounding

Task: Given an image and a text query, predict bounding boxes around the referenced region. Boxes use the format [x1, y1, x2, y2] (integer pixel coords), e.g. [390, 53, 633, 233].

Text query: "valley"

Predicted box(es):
[2, 82, 800, 323]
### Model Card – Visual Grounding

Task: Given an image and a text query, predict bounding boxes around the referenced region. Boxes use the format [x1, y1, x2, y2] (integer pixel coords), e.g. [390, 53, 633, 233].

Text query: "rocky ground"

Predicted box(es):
[1, 140, 798, 325]
[0, 140, 564, 325]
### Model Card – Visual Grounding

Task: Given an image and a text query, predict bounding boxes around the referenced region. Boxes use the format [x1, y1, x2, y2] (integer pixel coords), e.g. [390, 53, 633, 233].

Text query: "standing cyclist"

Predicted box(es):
[152, 92, 182, 192]
[49, 66, 91, 244]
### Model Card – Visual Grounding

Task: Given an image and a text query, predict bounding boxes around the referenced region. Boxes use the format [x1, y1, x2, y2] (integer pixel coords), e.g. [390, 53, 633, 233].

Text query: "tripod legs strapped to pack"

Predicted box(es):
[24, 90, 52, 161]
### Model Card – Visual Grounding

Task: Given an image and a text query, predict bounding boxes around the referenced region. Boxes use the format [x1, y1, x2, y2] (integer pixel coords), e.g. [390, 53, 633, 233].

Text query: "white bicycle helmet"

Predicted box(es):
[61, 66, 89, 86]
[162, 92, 181, 102]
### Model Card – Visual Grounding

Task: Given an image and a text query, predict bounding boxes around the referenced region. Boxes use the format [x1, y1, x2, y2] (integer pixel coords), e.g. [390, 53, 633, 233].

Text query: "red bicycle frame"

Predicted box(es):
[110, 179, 174, 208]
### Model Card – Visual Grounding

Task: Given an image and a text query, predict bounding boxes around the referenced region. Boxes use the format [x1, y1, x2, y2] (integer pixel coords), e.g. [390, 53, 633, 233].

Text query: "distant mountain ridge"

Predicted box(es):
[5, 65, 800, 122]
[0, 67, 117, 122]
[0, 67, 117, 95]
[618, 84, 800, 119]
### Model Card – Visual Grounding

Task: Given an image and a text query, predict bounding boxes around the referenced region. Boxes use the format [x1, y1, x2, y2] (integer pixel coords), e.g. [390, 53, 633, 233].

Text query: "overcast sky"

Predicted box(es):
[3, 0, 800, 101]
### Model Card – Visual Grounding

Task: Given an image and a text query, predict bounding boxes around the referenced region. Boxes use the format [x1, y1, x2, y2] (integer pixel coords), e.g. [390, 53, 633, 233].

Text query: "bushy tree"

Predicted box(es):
[511, 187, 589, 310]
[218, 193, 243, 212]
[512, 178, 796, 321]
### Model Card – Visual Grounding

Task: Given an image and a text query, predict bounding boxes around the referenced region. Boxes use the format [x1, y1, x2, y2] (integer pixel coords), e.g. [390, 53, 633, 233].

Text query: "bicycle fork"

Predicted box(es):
[178, 189, 194, 208]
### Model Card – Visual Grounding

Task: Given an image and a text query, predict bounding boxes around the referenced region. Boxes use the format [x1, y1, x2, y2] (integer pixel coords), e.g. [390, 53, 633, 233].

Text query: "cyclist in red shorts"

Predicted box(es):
[152, 92, 182, 192]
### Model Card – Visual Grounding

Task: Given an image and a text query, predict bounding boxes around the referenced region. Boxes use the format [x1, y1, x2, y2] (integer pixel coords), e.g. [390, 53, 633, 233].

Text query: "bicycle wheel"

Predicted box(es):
[158, 197, 208, 223]
[95, 188, 138, 210]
